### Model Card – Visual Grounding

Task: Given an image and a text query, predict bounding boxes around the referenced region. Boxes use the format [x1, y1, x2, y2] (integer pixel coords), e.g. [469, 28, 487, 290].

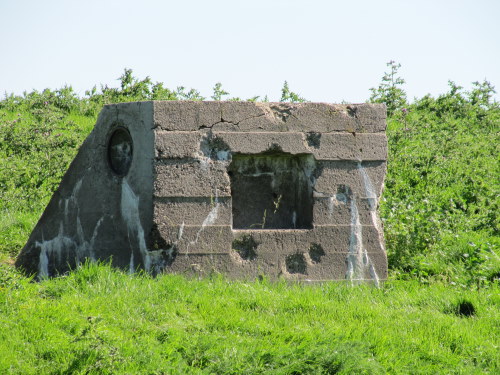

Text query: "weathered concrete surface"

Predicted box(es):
[17, 101, 388, 283]
[154, 102, 387, 133]
[16, 102, 155, 277]
[155, 131, 387, 161]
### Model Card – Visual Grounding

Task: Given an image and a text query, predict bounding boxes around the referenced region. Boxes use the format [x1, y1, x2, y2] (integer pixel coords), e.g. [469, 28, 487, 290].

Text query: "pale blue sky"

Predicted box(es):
[1, 0, 499, 102]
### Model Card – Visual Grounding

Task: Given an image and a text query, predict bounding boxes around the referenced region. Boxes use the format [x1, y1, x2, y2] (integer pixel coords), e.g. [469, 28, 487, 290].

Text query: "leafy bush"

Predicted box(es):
[373, 66, 500, 286]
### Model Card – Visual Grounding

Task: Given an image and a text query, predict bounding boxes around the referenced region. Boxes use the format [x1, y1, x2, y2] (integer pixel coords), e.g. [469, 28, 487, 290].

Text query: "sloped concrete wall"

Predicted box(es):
[17, 101, 388, 282]
[16, 102, 155, 277]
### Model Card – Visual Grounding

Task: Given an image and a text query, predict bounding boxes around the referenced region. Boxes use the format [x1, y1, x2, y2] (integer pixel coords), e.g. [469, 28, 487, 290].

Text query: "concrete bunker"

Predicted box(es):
[16, 101, 389, 282]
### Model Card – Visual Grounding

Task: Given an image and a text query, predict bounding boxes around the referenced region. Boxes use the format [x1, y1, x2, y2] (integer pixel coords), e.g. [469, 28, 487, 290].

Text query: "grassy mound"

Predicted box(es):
[0, 65, 498, 373]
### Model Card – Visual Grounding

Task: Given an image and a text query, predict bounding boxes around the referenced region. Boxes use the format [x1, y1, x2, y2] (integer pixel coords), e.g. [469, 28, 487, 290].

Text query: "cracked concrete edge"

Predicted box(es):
[154, 130, 387, 161]
[153, 101, 386, 133]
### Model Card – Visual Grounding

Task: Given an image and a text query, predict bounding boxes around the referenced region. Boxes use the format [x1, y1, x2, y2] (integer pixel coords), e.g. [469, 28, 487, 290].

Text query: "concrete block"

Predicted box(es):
[153, 101, 386, 133]
[214, 132, 387, 161]
[153, 101, 221, 131]
[216, 102, 387, 133]
[314, 160, 387, 198]
[313, 197, 376, 225]
[155, 224, 233, 254]
[154, 160, 231, 197]
[155, 131, 202, 159]
[154, 197, 232, 226]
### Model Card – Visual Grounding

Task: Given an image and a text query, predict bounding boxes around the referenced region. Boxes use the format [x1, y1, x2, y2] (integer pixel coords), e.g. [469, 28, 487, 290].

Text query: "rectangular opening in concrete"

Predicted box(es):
[229, 152, 315, 230]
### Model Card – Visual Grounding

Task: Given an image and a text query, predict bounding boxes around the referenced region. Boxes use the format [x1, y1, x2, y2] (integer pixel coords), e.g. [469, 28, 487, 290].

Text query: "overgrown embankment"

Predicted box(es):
[0, 66, 499, 373]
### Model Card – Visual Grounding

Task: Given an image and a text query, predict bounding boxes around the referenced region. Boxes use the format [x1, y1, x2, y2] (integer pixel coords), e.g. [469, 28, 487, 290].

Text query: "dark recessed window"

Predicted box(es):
[108, 128, 133, 176]
[229, 153, 315, 230]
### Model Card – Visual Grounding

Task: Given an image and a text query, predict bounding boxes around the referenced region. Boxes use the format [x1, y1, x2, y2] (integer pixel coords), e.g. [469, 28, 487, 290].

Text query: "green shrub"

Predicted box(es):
[377, 72, 499, 287]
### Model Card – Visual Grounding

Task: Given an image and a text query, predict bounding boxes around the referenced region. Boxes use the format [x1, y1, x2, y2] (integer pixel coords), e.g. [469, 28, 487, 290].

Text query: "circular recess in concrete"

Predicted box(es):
[107, 127, 133, 176]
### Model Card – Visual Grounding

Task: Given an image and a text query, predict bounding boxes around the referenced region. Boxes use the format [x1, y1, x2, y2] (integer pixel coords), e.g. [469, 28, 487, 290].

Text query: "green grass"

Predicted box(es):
[1, 263, 498, 374]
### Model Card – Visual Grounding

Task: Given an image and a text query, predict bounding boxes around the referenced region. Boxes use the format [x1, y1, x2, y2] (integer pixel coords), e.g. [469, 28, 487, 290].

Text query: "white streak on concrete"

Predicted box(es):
[121, 179, 151, 271]
[86, 217, 103, 261]
[37, 223, 71, 279]
[242, 172, 274, 177]
[357, 162, 385, 251]
[328, 197, 335, 219]
[63, 178, 82, 221]
[35, 184, 103, 279]
[314, 191, 348, 220]
[216, 150, 230, 160]
[37, 231, 67, 278]
[129, 252, 134, 274]
[38, 246, 49, 279]
[188, 192, 220, 251]
[201, 201, 219, 229]
[73, 179, 83, 198]
[346, 197, 363, 282]
[345, 196, 380, 286]
[312, 191, 329, 198]
[292, 211, 297, 228]
[336, 193, 347, 204]
[76, 217, 85, 244]
[178, 222, 185, 241]
[198, 156, 211, 171]
[358, 162, 377, 205]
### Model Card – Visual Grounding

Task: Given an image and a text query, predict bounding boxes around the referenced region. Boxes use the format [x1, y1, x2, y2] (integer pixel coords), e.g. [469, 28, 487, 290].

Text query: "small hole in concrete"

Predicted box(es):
[306, 132, 321, 148]
[285, 253, 307, 274]
[232, 235, 258, 261]
[229, 152, 315, 229]
[309, 243, 325, 264]
[108, 127, 133, 176]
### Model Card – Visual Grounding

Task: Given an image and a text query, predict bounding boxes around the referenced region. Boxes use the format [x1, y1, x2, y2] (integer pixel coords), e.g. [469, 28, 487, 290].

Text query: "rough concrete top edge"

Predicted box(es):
[102, 101, 154, 108]
[151, 100, 385, 110]
[151, 101, 387, 133]
[150, 100, 383, 105]
[104, 100, 384, 105]
[102, 101, 386, 116]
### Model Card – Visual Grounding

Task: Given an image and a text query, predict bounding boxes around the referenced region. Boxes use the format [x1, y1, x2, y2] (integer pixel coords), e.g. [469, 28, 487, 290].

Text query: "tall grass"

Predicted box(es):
[1, 262, 498, 374]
